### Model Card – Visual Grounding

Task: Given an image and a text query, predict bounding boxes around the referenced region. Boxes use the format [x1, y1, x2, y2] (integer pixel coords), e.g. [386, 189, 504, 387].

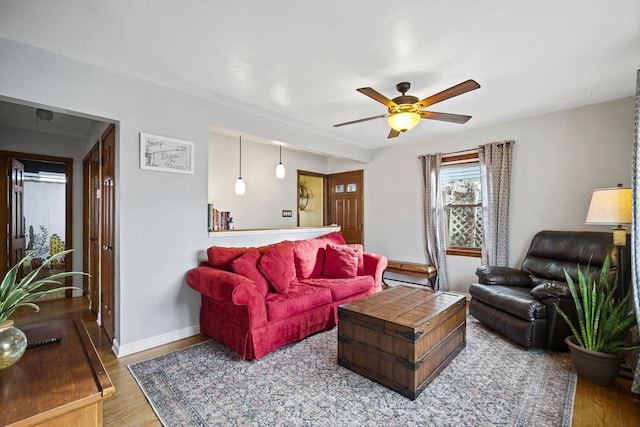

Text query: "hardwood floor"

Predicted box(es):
[9, 297, 640, 426]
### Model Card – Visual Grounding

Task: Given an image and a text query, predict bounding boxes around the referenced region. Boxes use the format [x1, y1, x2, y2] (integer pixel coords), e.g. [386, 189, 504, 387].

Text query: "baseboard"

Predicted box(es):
[113, 324, 201, 358]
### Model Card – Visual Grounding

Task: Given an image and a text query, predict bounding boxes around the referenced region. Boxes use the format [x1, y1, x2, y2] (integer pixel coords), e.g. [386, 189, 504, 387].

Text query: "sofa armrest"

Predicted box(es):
[186, 266, 267, 327]
[530, 281, 572, 300]
[475, 266, 533, 287]
[363, 253, 388, 288]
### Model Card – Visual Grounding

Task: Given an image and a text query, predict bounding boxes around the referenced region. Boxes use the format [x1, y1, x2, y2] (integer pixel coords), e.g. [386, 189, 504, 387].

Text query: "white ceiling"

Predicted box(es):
[0, 0, 638, 150]
[0, 100, 100, 139]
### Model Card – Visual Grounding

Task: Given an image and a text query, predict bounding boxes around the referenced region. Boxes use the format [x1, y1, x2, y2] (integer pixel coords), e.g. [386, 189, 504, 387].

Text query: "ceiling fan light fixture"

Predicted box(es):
[388, 111, 420, 132]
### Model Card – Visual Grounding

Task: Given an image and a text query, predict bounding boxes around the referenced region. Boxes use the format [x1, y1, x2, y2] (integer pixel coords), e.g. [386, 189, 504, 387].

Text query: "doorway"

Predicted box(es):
[0, 152, 74, 293]
[297, 169, 365, 245]
[327, 170, 364, 244]
[298, 171, 326, 227]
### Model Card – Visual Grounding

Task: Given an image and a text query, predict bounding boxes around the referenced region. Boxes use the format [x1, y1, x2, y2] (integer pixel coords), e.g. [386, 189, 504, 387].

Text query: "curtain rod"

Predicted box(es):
[418, 141, 515, 159]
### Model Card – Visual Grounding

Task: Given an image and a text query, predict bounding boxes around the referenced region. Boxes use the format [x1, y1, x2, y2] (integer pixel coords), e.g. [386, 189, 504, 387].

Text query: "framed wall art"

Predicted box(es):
[140, 132, 194, 174]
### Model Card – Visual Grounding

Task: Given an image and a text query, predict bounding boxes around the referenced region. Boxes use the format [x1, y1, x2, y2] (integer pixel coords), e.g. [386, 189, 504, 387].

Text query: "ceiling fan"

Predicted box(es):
[334, 79, 480, 138]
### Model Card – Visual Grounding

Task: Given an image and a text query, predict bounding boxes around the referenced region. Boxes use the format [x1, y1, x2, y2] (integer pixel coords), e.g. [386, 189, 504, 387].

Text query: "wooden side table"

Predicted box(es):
[0, 319, 114, 426]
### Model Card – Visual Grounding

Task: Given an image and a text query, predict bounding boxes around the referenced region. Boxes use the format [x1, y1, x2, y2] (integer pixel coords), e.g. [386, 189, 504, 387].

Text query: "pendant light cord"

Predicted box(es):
[239, 136, 242, 178]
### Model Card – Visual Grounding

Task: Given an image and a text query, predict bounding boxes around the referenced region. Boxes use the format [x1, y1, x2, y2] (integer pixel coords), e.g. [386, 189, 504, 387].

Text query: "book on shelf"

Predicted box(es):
[208, 205, 233, 231]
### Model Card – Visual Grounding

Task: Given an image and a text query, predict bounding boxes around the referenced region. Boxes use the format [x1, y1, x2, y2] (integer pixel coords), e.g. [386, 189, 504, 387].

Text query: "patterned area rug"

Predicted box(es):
[129, 317, 576, 427]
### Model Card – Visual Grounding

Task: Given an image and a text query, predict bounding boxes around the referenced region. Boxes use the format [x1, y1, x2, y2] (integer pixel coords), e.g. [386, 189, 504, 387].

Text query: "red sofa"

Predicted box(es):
[186, 231, 387, 360]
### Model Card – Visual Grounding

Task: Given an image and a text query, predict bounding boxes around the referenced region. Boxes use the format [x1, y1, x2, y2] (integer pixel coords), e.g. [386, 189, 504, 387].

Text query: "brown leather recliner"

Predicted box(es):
[469, 230, 628, 349]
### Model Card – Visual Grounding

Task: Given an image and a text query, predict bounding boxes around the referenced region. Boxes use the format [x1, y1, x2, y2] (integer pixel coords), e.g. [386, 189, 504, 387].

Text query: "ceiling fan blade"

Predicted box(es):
[387, 129, 401, 138]
[357, 87, 397, 108]
[333, 114, 388, 127]
[419, 111, 472, 124]
[415, 79, 480, 109]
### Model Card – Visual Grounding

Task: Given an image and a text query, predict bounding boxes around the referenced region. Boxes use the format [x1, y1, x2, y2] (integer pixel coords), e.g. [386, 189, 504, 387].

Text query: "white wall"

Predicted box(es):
[330, 97, 635, 295]
[208, 133, 329, 229]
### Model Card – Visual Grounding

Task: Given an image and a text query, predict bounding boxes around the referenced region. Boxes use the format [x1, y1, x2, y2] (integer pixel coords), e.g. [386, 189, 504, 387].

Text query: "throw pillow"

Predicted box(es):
[259, 241, 296, 294]
[293, 238, 326, 279]
[318, 231, 347, 246]
[323, 244, 360, 278]
[347, 243, 365, 276]
[230, 248, 269, 297]
[207, 246, 249, 271]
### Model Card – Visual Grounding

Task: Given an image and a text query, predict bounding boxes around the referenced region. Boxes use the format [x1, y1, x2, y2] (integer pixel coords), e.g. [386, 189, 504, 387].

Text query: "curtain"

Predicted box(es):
[421, 154, 449, 291]
[631, 69, 640, 393]
[478, 141, 514, 266]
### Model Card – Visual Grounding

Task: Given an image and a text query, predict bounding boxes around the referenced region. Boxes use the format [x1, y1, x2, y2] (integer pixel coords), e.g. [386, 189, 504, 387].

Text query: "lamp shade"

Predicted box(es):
[387, 112, 420, 132]
[235, 177, 246, 195]
[585, 187, 631, 225]
[275, 145, 285, 179]
[235, 136, 245, 195]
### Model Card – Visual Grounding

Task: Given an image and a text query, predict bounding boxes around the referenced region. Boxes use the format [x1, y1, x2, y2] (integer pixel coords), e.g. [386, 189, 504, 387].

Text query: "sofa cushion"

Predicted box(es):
[293, 239, 326, 279]
[318, 231, 347, 246]
[207, 246, 248, 271]
[300, 276, 374, 301]
[265, 282, 332, 322]
[323, 244, 360, 278]
[231, 248, 269, 297]
[348, 243, 365, 276]
[292, 232, 348, 279]
[259, 241, 296, 294]
[469, 283, 546, 320]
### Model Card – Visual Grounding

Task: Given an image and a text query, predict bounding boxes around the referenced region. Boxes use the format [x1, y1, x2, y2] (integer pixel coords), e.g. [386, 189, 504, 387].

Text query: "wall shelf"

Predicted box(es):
[208, 226, 340, 247]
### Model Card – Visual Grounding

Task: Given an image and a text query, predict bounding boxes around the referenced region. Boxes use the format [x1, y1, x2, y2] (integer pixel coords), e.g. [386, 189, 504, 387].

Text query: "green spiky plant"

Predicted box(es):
[554, 255, 640, 354]
[0, 249, 87, 324]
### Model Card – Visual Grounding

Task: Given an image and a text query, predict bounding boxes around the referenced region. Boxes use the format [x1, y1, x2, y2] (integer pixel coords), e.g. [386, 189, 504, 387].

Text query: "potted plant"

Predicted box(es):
[555, 255, 640, 386]
[26, 225, 50, 269]
[0, 249, 86, 370]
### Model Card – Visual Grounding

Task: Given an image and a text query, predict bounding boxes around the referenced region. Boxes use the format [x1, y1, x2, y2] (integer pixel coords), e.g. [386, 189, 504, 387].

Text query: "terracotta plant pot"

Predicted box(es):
[565, 336, 624, 386]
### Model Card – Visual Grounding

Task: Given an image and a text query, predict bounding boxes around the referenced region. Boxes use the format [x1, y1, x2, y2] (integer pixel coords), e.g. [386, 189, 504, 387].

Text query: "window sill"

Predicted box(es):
[446, 248, 482, 258]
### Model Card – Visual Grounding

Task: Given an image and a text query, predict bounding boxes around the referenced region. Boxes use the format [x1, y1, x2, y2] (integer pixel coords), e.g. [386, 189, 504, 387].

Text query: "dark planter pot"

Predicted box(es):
[30, 257, 42, 269]
[565, 336, 624, 386]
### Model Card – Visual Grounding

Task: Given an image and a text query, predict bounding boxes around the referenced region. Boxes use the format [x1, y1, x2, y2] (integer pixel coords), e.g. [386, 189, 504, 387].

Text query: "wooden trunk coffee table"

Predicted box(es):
[337, 286, 466, 400]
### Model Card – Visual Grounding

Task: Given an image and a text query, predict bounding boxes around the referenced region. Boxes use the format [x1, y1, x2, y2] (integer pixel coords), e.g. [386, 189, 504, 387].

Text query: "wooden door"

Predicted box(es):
[84, 145, 101, 314]
[9, 159, 26, 269]
[100, 125, 116, 342]
[328, 170, 364, 244]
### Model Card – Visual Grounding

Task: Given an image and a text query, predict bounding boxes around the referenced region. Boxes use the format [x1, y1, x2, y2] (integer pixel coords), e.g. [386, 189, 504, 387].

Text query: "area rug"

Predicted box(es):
[129, 317, 576, 427]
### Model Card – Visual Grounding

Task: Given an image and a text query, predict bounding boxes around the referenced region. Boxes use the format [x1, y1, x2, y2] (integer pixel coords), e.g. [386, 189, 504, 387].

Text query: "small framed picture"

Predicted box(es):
[140, 133, 194, 174]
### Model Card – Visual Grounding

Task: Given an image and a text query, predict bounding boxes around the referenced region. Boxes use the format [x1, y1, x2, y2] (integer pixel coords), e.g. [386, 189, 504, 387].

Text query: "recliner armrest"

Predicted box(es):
[475, 265, 532, 287]
[530, 281, 572, 300]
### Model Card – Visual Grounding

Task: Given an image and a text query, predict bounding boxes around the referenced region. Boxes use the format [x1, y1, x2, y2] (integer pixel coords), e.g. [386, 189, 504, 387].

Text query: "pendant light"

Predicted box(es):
[275, 145, 286, 179]
[234, 136, 246, 195]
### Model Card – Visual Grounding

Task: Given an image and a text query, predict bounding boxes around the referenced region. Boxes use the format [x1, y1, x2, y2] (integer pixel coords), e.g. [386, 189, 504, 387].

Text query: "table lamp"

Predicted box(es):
[585, 185, 632, 299]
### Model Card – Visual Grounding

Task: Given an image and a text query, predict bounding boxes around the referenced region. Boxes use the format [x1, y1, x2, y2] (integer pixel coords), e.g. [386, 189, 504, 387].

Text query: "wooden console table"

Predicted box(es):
[0, 319, 114, 426]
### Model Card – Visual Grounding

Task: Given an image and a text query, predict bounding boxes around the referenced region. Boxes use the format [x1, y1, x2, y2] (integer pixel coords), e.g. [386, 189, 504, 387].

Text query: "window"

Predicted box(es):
[440, 152, 482, 257]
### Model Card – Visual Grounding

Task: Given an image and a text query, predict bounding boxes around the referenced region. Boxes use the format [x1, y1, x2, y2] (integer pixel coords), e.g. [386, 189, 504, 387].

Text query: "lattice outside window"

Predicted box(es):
[440, 153, 482, 257]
